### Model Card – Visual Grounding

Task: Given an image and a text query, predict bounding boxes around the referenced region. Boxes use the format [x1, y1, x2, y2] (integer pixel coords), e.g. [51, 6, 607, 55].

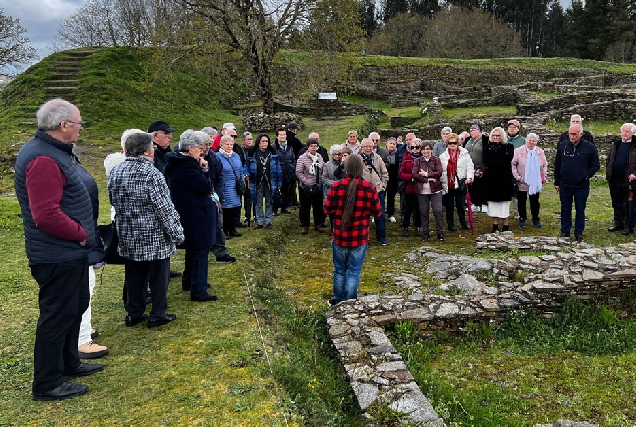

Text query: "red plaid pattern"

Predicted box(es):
[325, 176, 382, 247]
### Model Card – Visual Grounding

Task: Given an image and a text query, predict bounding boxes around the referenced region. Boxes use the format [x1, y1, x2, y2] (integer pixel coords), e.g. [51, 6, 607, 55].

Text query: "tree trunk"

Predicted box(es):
[256, 59, 275, 114]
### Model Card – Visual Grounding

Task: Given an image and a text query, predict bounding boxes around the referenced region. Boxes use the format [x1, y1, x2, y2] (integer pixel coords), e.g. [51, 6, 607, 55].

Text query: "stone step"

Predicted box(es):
[46, 86, 78, 91]
[48, 79, 78, 84]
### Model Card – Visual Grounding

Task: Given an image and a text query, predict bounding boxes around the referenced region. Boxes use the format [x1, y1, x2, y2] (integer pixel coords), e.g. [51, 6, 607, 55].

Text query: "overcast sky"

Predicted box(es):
[0, 0, 83, 73]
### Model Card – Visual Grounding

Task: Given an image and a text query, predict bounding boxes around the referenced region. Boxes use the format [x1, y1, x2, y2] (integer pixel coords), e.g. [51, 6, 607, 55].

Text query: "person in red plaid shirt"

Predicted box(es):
[324, 155, 382, 305]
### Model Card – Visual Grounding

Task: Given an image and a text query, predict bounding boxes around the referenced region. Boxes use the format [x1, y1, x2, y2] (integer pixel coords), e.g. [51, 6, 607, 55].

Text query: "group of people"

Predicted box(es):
[14, 96, 636, 402]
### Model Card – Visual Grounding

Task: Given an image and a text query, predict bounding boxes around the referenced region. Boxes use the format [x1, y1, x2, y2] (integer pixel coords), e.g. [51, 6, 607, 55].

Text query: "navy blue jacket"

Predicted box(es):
[164, 152, 216, 249]
[554, 139, 600, 188]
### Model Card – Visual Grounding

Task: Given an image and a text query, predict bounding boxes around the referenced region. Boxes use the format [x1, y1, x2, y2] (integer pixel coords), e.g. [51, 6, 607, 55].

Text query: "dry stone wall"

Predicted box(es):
[327, 232, 633, 426]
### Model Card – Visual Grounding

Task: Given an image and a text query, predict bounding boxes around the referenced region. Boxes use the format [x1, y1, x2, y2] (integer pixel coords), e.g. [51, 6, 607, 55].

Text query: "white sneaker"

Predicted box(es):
[389, 216, 396, 223]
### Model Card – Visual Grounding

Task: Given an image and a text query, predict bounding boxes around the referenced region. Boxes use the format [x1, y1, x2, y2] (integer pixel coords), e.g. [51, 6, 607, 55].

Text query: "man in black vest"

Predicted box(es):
[14, 99, 103, 401]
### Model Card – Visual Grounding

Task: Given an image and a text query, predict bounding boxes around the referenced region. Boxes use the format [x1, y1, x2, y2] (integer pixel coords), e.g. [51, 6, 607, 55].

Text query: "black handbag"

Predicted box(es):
[303, 184, 321, 196]
[397, 180, 407, 195]
[98, 222, 125, 265]
[220, 154, 247, 196]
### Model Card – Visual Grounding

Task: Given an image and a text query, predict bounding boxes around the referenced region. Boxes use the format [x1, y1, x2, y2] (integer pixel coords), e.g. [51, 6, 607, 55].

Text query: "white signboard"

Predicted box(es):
[318, 92, 337, 100]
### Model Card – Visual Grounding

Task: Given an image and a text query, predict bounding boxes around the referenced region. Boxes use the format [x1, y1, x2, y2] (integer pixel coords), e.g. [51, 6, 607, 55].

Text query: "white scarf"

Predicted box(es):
[525, 147, 542, 195]
[218, 147, 233, 157]
[308, 152, 322, 176]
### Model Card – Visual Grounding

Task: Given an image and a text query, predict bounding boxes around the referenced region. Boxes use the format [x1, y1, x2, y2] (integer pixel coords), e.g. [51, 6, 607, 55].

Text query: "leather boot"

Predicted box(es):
[491, 224, 499, 233]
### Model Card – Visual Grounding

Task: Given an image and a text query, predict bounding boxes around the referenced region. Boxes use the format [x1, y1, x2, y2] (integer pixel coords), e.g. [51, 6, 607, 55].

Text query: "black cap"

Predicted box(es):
[287, 121, 298, 130]
[148, 120, 175, 133]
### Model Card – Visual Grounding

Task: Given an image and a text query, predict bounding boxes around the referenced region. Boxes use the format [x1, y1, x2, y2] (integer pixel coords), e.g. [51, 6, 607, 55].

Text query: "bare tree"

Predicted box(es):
[0, 7, 37, 71]
[180, 0, 313, 114]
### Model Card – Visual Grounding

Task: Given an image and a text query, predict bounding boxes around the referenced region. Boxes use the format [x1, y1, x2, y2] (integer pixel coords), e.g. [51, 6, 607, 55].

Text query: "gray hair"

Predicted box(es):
[179, 129, 209, 152]
[201, 126, 218, 137]
[120, 128, 145, 150]
[125, 132, 153, 157]
[220, 134, 234, 145]
[329, 144, 342, 156]
[526, 132, 540, 142]
[242, 131, 252, 141]
[441, 126, 452, 136]
[386, 137, 397, 144]
[36, 98, 77, 131]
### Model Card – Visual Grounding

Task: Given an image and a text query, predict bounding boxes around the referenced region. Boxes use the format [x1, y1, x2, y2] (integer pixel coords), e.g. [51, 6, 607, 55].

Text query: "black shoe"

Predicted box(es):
[191, 294, 218, 302]
[169, 270, 182, 278]
[125, 314, 148, 327]
[328, 298, 338, 307]
[216, 254, 237, 263]
[502, 225, 510, 232]
[575, 235, 584, 243]
[422, 232, 430, 241]
[33, 382, 88, 401]
[448, 226, 458, 232]
[437, 232, 447, 241]
[415, 228, 422, 237]
[147, 314, 177, 328]
[377, 238, 390, 246]
[623, 229, 633, 235]
[229, 231, 242, 237]
[460, 223, 470, 230]
[608, 225, 623, 232]
[63, 362, 103, 378]
[402, 228, 409, 237]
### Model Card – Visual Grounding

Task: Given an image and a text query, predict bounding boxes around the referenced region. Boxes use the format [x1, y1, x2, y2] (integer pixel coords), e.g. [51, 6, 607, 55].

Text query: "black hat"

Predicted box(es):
[287, 121, 298, 130]
[148, 120, 175, 133]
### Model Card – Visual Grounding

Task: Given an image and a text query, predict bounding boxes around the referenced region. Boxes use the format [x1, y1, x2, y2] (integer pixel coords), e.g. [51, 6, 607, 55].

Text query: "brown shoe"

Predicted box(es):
[575, 235, 583, 243]
[266, 224, 273, 229]
[78, 341, 109, 359]
[301, 227, 309, 235]
[253, 224, 263, 230]
[315, 226, 325, 233]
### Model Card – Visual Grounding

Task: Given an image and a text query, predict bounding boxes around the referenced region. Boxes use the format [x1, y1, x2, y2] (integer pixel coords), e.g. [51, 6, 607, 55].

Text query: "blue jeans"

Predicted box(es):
[375, 190, 386, 240]
[183, 248, 210, 299]
[332, 242, 368, 303]
[559, 185, 589, 237]
[256, 184, 273, 225]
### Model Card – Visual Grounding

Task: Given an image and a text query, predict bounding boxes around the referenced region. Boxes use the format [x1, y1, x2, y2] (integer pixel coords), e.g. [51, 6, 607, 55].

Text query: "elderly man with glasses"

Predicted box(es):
[360, 137, 390, 245]
[554, 123, 600, 243]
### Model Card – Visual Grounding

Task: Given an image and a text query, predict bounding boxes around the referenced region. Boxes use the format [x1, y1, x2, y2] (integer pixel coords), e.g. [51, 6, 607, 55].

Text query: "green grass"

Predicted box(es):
[2, 46, 636, 426]
[390, 298, 636, 426]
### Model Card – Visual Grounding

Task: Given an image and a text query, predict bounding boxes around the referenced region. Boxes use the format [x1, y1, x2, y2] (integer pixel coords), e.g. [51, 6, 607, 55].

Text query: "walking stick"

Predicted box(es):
[627, 184, 634, 233]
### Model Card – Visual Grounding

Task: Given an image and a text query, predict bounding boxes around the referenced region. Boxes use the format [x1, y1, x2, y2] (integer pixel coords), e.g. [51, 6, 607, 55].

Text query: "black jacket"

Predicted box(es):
[164, 152, 216, 249]
[606, 135, 636, 182]
[483, 141, 514, 202]
[554, 139, 600, 188]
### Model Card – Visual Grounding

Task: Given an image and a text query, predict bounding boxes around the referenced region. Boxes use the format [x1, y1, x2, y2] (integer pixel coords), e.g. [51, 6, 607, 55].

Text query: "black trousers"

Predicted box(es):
[401, 192, 421, 228]
[223, 206, 241, 234]
[609, 177, 635, 229]
[386, 178, 398, 217]
[30, 257, 89, 394]
[124, 257, 170, 321]
[517, 190, 541, 221]
[443, 188, 467, 228]
[299, 188, 325, 227]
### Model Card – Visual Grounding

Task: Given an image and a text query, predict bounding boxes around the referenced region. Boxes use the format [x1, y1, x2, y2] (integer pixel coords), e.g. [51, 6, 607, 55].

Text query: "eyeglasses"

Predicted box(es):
[491, 134, 501, 138]
[410, 146, 420, 149]
[333, 153, 342, 156]
[63, 120, 85, 128]
[371, 139, 379, 142]
[230, 135, 238, 138]
[448, 141, 458, 145]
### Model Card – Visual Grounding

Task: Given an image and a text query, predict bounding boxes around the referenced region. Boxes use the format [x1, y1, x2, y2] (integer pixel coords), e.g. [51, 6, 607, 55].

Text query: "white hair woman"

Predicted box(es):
[512, 132, 548, 228]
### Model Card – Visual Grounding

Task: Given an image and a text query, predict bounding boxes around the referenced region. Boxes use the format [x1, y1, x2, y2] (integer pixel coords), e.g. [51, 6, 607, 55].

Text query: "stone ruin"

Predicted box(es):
[326, 232, 636, 426]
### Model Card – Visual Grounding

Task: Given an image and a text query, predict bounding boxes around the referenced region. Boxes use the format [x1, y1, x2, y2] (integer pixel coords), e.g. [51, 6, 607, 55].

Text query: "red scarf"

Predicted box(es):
[447, 149, 459, 190]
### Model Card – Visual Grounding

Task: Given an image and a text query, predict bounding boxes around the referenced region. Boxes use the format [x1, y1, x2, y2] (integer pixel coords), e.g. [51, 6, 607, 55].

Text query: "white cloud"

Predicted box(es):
[0, 0, 82, 71]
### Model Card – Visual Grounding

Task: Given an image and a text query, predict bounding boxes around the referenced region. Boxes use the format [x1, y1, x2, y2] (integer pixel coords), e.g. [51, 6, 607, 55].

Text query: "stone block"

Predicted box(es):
[351, 382, 379, 410]
[388, 382, 440, 423]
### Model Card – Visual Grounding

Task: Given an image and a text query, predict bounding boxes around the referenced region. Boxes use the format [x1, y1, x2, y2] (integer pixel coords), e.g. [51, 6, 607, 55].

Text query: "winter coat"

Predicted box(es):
[606, 135, 636, 183]
[217, 150, 245, 209]
[361, 153, 389, 192]
[554, 139, 600, 189]
[398, 152, 418, 194]
[511, 145, 548, 192]
[482, 141, 515, 202]
[439, 147, 475, 193]
[108, 156, 184, 261]
[275, 144, 297, 182]
[412, 156, 443, 194]
[296, 151, 324, 188]
[164, 152, 216, 250]
[244, 147, 282, 205]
